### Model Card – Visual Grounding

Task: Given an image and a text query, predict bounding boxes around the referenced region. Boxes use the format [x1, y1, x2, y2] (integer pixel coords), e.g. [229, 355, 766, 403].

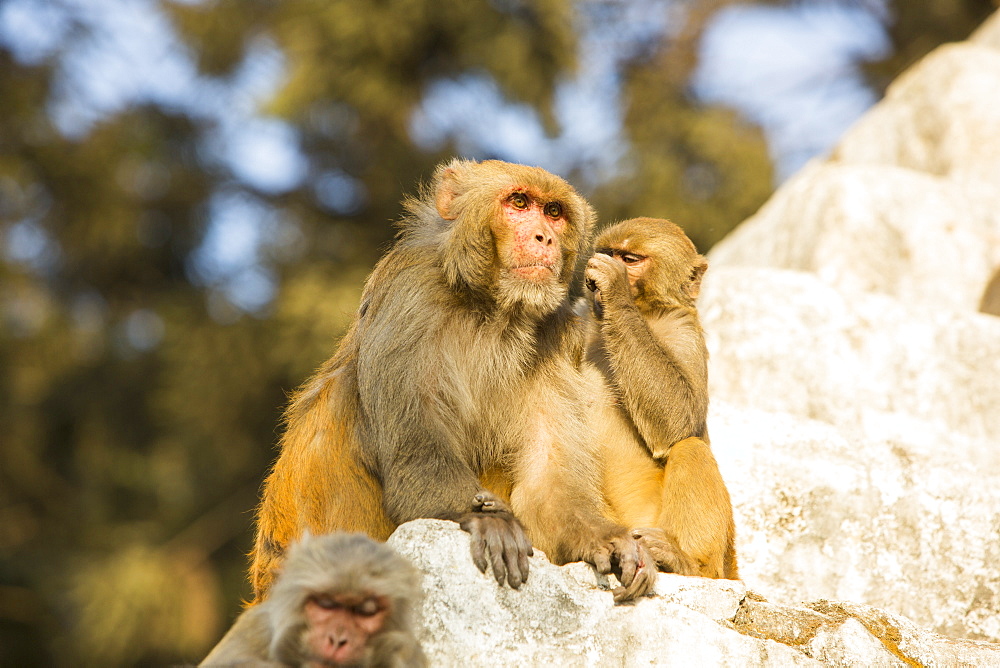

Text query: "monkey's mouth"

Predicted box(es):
[511, 263, 556, 280]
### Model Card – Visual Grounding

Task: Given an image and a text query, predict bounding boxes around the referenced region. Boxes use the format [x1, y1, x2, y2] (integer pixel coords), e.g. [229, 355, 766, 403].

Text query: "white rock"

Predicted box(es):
[709, 399, 1000, 641]
[806, 618, 906, 667]
[389, 520, 819, 667]
[700, 267, 1000, 442]
[385, 520, 1000, 666]
[706, 164, 1000, 313]
[652, 572, 745, 622]
[833, 42, 1000, 186]
[809, 600, 1000, 667]
[695, 10, 1000, 646]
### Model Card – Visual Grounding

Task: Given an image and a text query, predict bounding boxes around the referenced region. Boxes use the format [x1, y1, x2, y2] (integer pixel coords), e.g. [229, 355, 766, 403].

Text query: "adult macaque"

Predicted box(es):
[251, 159, 655, 604]
[582, 217, 738, 580]
[200, 533, 425, 667]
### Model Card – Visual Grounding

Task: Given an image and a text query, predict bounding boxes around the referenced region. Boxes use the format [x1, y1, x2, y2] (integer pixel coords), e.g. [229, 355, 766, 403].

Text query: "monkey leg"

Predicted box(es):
[653, 437, 736, 579]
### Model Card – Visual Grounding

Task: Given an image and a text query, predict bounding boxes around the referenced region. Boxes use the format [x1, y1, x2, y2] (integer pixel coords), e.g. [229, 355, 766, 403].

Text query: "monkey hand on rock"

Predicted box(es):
[632, 527, 699, 576]
[453, 492, 533, 590]
[583, 528, 657, 603]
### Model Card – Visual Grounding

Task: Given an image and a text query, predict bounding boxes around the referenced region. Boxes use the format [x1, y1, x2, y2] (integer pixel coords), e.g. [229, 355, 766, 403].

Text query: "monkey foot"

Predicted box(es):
[631, 528, 698, 576]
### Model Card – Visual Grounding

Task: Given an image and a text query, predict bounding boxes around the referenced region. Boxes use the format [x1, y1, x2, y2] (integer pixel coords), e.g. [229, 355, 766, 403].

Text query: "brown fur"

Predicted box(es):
[582, 217, 738, 580]
[251, 160, 655, 603]
[202, 533, 425, 667]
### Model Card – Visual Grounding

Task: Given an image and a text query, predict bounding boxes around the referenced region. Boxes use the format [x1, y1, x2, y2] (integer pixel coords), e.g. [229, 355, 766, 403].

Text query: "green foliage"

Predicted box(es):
[0, 2, 582, 665]
[592, 63, 774, 251]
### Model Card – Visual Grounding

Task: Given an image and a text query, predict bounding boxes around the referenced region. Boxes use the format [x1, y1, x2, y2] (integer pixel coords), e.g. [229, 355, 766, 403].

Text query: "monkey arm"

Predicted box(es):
[353, 268, 487, 521]
[598, 293, 708, 461]
[357, 311, 534, 588]
[378, 435, 485, 522]
[369, 402, 533, 590]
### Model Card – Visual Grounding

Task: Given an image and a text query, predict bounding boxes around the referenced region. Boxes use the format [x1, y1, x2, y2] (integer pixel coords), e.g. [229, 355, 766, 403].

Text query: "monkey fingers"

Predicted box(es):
[585, 254, 629, 296]
[595, 534, 656, 603]
[632, 528, 698, 576]
[612, 542, 657, 604]
[458, 508, 532, 589]
[471, 491, 501, 513]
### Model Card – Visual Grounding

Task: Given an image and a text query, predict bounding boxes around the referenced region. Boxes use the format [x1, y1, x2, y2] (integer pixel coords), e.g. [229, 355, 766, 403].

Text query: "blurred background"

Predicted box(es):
[0, 0, 995, 664]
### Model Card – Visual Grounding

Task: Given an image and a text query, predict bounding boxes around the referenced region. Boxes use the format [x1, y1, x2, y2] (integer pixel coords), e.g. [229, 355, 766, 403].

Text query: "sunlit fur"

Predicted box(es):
[582, 217, 738, 580]
[251, 160, 654, 603]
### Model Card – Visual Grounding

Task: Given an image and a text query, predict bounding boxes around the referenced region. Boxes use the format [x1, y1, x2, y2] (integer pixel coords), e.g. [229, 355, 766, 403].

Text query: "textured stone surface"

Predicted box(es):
[701, 268, 1000, 441]
[707, 397, 1000, 643]
[832, 43, 1000, 185]
[388, 520, 1000, 666]
[707, 164, 1000, 313]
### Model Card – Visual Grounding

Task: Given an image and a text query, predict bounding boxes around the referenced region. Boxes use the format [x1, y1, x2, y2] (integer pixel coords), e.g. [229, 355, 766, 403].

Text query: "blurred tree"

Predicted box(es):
[863, 0, 998, 92]
[589, 0, 774, 251]
[0, 47, 269, 665]
[0, 1, 582, 665]
[592, 0, 999, 252]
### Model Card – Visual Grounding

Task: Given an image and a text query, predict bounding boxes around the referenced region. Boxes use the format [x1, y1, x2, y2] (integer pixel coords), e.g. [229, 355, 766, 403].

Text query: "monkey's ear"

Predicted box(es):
[435, 168, 461, 220]
[686, 257, 708, 299]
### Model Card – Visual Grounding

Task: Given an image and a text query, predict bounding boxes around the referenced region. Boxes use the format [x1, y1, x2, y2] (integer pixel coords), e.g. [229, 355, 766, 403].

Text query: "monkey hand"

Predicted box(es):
[457, 492, 533, 590]
[585, 253, 630, 304]
[632, 528, 699, 576]
[586, 530, 657, 603]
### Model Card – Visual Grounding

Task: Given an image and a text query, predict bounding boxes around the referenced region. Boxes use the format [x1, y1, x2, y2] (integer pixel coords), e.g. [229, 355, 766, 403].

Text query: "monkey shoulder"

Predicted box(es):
[198, 605, 272, 666]
[356, 260, 456, 346]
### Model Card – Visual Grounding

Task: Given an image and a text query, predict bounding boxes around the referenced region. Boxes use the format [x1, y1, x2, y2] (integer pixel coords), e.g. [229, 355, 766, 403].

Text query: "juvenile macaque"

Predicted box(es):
[251, 159, 655, 604]
[582, 217, 738, 579]
[201, 533, 425, 667]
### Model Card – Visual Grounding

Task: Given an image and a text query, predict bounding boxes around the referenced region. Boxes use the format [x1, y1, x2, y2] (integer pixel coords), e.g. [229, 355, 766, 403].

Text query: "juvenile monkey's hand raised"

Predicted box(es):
[585, 253, 632, 310]
[584, 527, 657, 603]
[456, 492, 533, 589]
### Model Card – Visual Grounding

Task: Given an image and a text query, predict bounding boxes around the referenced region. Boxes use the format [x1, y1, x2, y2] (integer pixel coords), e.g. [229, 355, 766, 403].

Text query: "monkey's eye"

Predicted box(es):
[508, 192, 529, 210]
[354, 598, 382, 617]
[312, 596, 343, 610]
[543, 201, 563, 218]
[620, 253, 643, 264]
